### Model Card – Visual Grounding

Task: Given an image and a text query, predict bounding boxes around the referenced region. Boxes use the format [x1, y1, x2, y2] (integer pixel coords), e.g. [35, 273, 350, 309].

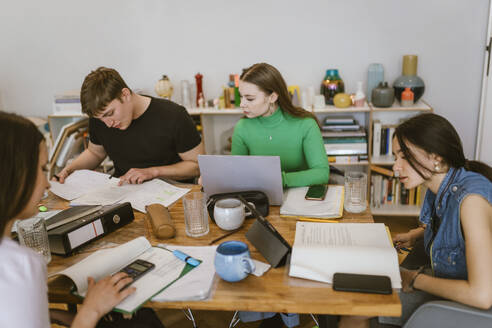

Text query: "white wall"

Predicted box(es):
[0, 0, 488, 158]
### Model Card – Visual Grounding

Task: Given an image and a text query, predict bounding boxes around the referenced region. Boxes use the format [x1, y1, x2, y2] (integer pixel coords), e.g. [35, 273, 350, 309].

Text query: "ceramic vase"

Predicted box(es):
[393, 55, 425, 103]
[372, 82, 394, 108]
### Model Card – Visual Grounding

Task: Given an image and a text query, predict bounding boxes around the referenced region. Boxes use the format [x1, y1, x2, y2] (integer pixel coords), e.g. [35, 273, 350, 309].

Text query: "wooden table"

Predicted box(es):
[46, 188, 401, 318]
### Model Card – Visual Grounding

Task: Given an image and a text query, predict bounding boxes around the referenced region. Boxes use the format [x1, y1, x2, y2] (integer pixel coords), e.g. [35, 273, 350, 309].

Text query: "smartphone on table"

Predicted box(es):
[118, 259, 155, 289]
[332, 272, 392, 294]
[305, 184, 328, 201]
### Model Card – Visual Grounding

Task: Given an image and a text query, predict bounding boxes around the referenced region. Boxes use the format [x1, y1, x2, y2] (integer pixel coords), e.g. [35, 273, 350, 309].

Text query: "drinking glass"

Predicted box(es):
[17, 217, 51, 263]
[180, 80, 192, 108]
[183, 192, 210, 237]
[344, 171, 367, 213]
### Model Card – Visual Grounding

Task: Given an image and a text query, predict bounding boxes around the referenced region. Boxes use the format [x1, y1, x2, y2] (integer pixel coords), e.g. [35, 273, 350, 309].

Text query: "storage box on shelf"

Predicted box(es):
[368, 100, 433, 216]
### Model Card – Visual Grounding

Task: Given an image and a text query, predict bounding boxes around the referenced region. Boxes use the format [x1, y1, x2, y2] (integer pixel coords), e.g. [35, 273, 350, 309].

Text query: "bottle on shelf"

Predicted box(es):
[401, 87, 414, 107]
[353, 81, 366, 107]
[195, 73, 204, 107]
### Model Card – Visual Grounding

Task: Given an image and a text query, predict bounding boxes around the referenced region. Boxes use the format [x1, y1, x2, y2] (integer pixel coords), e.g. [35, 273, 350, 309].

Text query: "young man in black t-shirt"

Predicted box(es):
[57, 67, 204, 185]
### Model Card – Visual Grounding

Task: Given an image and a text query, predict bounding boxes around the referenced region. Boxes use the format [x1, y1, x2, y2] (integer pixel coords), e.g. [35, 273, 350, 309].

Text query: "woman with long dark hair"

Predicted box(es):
[231, 62, 330, 188]
[0, 111, 162, 328]
[341, 113, 492, 327]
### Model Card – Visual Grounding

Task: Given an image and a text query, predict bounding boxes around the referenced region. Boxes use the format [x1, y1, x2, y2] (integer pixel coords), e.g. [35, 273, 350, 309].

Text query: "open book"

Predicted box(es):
[49, 170, 190, 212]
[289, 222, 401, 288]
[55, 237, 196, 314]
[280, 185, 344, 219]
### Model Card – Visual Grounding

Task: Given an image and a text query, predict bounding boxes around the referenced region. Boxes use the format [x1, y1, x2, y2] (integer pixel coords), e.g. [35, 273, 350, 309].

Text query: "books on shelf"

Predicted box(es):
[328, 154, 368, 164]
[280, 185, 344, 220]
[370, 173, 425, 208]
[322, 124, 361, 131]
[289, 222, 401, 288]
[321, 129, 366, 138]
[322, 115, 368, 158]
[323, 116, 356, 125]
[324, 142, 367, 156]
[54, 237, 198, 314]
[49, 169, 190, 212]
[372, 121, 397, 157]
[372, 120, 382, 157]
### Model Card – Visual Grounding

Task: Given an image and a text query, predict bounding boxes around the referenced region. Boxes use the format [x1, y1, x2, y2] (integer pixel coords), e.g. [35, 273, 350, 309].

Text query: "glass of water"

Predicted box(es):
[183, 191, 210, 237]
[17, 217, 51, 263]
[344, 171, 367, 213]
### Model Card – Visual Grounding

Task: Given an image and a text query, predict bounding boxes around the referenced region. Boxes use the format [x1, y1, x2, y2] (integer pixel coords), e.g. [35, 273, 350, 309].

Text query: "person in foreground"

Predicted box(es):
[57, 67, 204, 185]
[231, 62, 330, 188]
[0, 111, 163, 328]
[340, 113, 492, 328]
[232, 63, 330, 327]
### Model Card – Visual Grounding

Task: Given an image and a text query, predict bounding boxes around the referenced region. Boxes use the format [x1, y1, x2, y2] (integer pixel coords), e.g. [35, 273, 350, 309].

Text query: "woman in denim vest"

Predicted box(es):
[341, 113, 492, 328]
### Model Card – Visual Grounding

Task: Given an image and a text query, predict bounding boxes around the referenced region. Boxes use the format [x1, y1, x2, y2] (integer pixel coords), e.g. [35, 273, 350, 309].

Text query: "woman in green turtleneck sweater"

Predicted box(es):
[231, 63, 330, 188]
[232, 62, 329, 328]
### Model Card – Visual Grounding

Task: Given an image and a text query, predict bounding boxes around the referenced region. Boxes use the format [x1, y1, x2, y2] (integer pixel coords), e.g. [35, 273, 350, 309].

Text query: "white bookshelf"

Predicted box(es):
[368, 99, 433, 217]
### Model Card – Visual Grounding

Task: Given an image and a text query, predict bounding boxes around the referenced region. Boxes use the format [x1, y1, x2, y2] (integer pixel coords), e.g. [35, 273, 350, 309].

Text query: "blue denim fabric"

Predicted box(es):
[239, 311, 300, 327]
[419, 167, 492, 279]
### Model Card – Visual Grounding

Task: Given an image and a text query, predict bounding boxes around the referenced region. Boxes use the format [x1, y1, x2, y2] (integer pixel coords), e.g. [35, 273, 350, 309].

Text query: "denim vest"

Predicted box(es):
[419, 167, 492, 279]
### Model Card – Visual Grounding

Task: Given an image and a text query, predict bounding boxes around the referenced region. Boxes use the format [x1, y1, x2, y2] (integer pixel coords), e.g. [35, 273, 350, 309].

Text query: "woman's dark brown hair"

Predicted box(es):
[240, 63, 320, 126]
[394, 113, 492, 182]
[0, 111, 44, 237]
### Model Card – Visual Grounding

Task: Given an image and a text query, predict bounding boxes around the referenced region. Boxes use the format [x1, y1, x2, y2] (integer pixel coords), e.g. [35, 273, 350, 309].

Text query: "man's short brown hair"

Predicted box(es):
[80, 67, 132, 117]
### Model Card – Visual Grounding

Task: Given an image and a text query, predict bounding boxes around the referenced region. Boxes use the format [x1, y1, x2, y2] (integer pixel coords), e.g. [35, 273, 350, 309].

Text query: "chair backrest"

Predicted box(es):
[404, 300, 492, 328]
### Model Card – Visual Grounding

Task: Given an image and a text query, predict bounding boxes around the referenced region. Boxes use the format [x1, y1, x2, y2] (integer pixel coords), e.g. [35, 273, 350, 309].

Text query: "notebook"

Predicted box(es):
[198, 155, 283, 205]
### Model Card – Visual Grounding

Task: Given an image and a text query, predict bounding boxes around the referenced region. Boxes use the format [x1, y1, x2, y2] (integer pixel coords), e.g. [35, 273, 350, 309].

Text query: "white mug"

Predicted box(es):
[213, 198, 252, 230]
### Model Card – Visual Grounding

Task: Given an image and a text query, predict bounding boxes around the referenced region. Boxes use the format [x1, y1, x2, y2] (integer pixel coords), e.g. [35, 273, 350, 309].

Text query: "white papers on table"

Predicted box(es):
[280, 185, 344, 219]
[50, 170, 111, 200]
[289, 222, 401, 288]
[152, 245, 218, 302]
[49, 170, 190, 212]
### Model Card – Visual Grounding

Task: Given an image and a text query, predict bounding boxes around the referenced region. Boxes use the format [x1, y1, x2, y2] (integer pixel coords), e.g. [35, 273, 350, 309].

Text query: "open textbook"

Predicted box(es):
[54, 237, 197, 314]
[280, 185, 344, 219]
[289, 222, 401, 288]
[49, 170, 190, 212]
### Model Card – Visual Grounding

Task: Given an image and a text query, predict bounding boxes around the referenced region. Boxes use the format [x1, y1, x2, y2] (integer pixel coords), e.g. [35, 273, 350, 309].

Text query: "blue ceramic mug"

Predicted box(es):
[214, 241, 256, 282]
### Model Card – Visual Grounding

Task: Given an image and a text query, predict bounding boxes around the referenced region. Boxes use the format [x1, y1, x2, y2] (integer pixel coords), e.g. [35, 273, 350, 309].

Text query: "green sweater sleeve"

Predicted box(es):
[231, 119, 249, 155]
[282, 119, 330, 187]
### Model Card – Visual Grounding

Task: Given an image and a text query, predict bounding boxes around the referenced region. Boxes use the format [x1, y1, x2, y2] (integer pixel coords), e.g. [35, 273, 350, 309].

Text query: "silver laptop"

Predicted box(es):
[198, 155, 283, 205]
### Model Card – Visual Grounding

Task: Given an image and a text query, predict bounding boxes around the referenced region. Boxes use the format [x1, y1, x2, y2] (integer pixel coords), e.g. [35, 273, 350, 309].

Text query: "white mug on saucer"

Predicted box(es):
[213, 198, 252, 230]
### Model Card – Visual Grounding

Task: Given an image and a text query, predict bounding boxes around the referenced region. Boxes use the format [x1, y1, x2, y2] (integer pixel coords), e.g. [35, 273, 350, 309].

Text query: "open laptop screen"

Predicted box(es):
[198, 155, 283, 205]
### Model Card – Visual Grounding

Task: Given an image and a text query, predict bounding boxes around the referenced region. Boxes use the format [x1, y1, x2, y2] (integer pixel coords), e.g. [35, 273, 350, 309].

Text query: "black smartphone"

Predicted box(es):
[118, 259, 155, 288]
[305, 185, 328, 200]
[332, 272, 392, 294]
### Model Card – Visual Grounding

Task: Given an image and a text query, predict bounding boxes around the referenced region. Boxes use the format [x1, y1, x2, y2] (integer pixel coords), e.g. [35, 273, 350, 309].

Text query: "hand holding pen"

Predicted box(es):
[52, 167, 72, 184]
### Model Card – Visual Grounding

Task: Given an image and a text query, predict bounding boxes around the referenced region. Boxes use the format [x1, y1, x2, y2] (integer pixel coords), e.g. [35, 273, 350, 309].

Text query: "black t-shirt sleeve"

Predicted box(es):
[174, 108, 202, 153]
[88, 118, 102, 145]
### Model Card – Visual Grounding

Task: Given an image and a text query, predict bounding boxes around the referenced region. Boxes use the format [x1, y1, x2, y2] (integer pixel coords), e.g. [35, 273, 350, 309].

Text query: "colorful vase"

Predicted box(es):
[393, 55, 425, 103]
[321, 69, 344, 105]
